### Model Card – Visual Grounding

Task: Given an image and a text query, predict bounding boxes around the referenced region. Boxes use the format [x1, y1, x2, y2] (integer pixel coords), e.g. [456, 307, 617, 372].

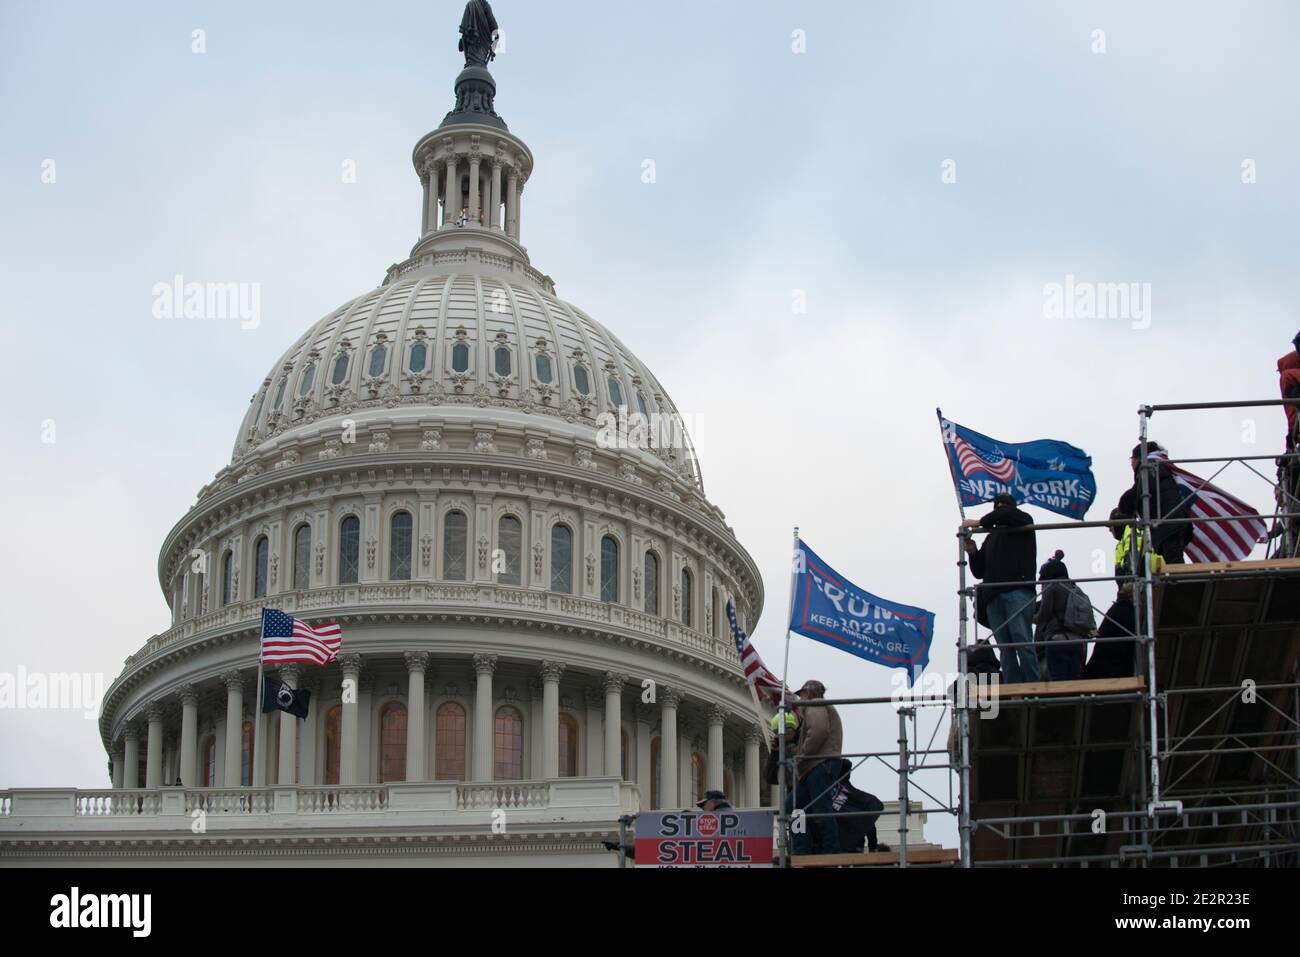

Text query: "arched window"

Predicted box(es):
[608, 376, 624, 408]
[293, 524, 311, 591]
[681, 567, 693, 627]
[435, 702, 467, 781]
[253, 536, 269, 599]
[241, 720, 255, 787]
[691, 752, 706, 804]
[636, 391, 648, 417]
[379, 703, 407, 782]
[298, 362, 316, 397]
[443, 510, 467, 581]
[644, 551, 660, 615]
[600, 536, 619, 603]
[497, 515, 522, 585]
[573, 363, 591, 396]
[494, 706, 523, 780]
[330, 352, 350, 385]
[494, 346, 512, 377]
[324, 705, 342, 785]
[389, 511, 413, 581]
[535, 353, 553, 384]
[550, 524, 572, 593]
[272, 376, 288, 410]
[338, 516, 360, 585]
[368, 343, 388, 378]
[408, 341, 428, 374]
[650, 737, 661, 810]
[200, 736, 216, 787]
[558, 713, 579, 777]
[451, 342, 470, 373]
[220, 550, 233, 606]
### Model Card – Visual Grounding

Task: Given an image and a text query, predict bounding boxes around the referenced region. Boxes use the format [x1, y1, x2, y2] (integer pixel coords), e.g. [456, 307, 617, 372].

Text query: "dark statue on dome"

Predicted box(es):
[459, 0, 499, 68]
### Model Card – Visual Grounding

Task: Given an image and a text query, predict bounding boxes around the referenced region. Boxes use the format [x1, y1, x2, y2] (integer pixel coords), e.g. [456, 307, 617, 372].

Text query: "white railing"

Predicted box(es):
[76, 790, 162, 816]
[135, 584, 737, 668]
[188, 789, 273, 814]
[0, 792, 10, 816]
[456, 782, 549, 810]
[296, 787, 388, 813]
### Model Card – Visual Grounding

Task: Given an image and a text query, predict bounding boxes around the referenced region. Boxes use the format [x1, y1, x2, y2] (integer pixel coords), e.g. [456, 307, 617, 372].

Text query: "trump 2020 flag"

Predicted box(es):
[939, 411, 1097, 519]
[788, 540, 934, 686]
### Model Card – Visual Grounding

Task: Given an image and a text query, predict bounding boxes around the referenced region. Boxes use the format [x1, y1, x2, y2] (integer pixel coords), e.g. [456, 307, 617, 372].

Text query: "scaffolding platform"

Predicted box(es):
[791, 846, 959, 868]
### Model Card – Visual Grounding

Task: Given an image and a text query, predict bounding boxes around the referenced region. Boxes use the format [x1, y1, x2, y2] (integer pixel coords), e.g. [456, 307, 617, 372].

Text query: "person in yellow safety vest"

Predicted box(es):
[1111, 508, 1165, 589]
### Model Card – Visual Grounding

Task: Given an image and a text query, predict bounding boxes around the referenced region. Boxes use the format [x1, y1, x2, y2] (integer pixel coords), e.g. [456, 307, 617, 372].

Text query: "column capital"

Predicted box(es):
[706, 703, 728, 727]
[110, 742, 125, 759]
[473, 653, 498, 677]
[602, 671, 627, 695]
[338, 653, 365, 677]
[278, 664, 302, 686]
[122, 725, 139, 742]
[404, 651, 432, 674]
[538, 659, 565, 683]
[583, 688, 604, 711]
[143, 702, 164, 723]
[178, 684, 200, 707]
[220, 670, 245, 694]
[660, 686, 684, 709]
[745, 723, 765, 744]
[635, 702, 656, 725]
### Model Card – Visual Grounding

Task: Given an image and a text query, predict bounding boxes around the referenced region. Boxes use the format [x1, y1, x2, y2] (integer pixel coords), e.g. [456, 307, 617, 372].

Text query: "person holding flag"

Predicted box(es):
[962, 493, 1040, 684]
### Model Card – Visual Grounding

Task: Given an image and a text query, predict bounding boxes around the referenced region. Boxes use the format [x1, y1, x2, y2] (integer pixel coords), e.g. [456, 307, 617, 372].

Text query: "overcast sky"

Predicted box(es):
[2, 2, 1297, 849]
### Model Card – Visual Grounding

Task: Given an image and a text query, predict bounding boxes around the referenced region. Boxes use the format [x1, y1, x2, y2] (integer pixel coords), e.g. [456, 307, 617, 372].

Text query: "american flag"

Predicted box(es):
[260, 608, 342, 665]
[1151, 452, 1267, 563]
[953, 435, 1018, 482]
[726, 599, 788, 707]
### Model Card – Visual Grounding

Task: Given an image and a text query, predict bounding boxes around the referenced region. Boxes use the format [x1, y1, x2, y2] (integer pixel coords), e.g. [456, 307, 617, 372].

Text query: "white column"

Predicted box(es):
[604, 672, 625, 780]
[179, 684, 199, 787]
[506, 169, 519, 239]
[584, 690, 603, 776]
[444, 156, 459, 228]
[706, 704, 726, 793]
[123, 727, 139, 789]
[473, 654, 497, 781]
[420, 168, 430, 234]
[468, 154, 481, 224]
[405, 652, 430, 781]
[539, 661, 564, 778]
[277, 664, 300, 785]
[660, 688, 681, 808]
[339, 654, 363, 786]
[221, 671, 244, 786]
[427, 162, 442, 230]
[744, 725, 762, 809]
[111, 746, 124, 790]
[299, 679, 318, 785]
[145, 704, 164, 789]
[490, 161, 502, 229]
[635, 706, 653, 807]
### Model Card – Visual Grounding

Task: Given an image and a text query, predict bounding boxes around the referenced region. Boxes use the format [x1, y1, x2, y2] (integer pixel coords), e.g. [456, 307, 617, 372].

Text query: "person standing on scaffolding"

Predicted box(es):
[963, 492, 1040, 684]
[792, 679, 842, 856]
[1275, 333, 1300, 555]
[1118, 442, 1194, 565]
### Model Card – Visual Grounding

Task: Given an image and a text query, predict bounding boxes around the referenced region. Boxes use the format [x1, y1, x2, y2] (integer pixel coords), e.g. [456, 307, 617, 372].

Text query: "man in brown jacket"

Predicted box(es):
[792, 679, 842, 855]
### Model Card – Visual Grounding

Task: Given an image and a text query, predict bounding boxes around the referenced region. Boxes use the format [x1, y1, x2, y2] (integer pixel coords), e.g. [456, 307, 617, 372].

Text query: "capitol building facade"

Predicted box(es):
[0, 29, 782, 867]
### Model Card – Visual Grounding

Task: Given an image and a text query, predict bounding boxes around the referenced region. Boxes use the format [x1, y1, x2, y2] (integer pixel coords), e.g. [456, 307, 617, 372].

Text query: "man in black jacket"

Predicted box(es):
[963, 493, 1040, 683]
[1119, 442, 1194, 564]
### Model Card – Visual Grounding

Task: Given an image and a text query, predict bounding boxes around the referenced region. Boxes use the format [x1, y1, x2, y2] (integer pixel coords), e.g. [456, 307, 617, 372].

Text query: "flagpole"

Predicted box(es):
[777, 526, 799, 867]
[937, 408, 968, 521]
[253, 608, 265, 788]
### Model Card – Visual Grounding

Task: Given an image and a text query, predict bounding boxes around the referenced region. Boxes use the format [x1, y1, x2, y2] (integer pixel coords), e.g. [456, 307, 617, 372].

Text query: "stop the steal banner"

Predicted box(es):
[634, 810, 775, 867]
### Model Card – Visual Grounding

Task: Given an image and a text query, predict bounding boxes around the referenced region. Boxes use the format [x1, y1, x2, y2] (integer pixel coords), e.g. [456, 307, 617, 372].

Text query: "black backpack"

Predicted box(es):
[831, 759, 884, 852]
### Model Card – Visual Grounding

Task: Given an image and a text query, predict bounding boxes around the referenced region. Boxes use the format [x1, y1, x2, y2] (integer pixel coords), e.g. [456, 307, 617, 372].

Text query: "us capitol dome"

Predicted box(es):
[0, 12, 772, 867]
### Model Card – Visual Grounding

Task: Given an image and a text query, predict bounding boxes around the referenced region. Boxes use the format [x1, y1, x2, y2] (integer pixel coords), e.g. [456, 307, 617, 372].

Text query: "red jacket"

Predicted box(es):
[1280, 351, 1300, 435]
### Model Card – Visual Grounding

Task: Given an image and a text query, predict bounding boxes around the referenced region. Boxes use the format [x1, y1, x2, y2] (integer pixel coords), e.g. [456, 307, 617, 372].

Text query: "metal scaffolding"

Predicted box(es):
[776, 398, 1300, 868]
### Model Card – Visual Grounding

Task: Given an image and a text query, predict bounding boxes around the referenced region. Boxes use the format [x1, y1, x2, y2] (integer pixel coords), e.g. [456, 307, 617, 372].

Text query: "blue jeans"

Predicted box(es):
[987, 588, 1039, 684]
[792, 759, 842, 856]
